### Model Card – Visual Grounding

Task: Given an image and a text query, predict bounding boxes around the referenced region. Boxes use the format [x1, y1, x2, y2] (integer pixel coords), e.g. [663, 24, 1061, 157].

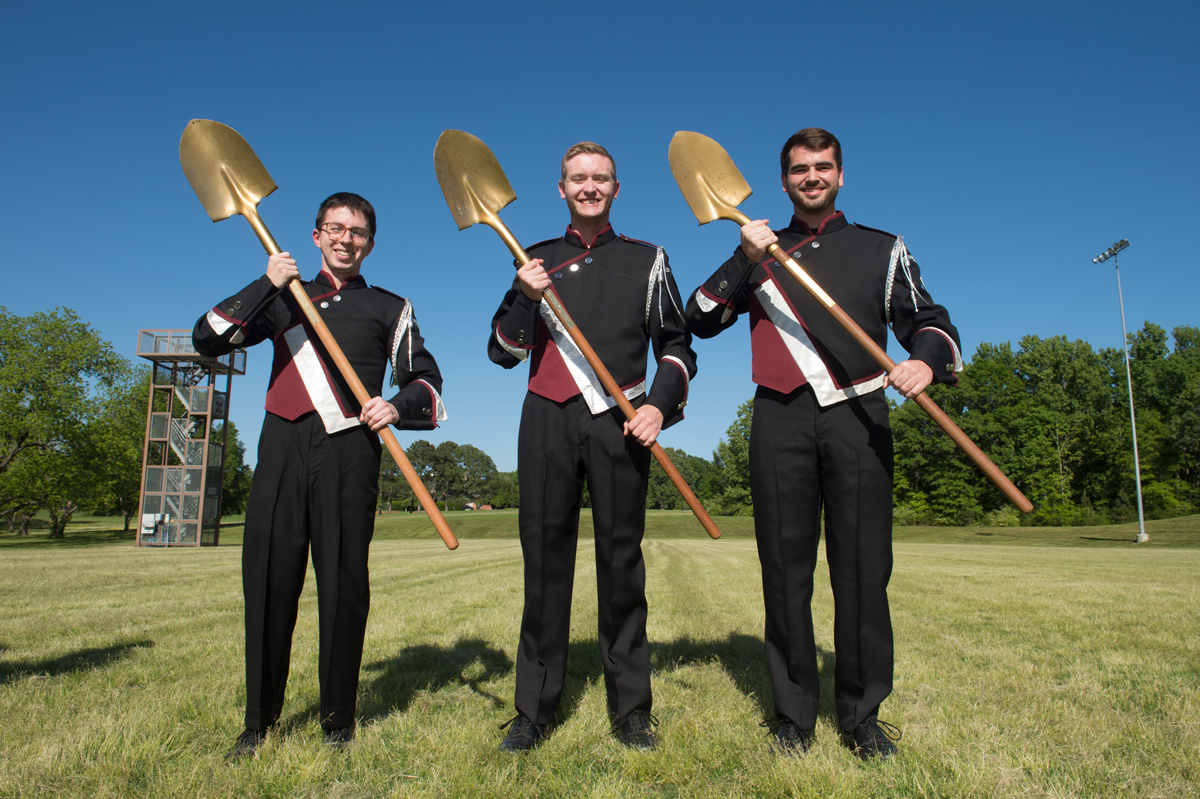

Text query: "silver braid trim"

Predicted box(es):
[884, 236, 920, 329]
[389, 301, 415, 386]
[644, 247, 682, 328]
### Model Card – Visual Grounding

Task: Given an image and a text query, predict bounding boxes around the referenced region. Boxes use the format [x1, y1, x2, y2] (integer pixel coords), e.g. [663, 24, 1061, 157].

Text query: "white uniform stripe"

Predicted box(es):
[917, 326, 964, 372]
[756, 280, 885, 407]
[495, 325, 530, 362]
[412, 378, 449, 422]
[539, 301, 645, 415]
[660, 354, 690, 407]
[282, 326, 361, 434]
[693, 288, 718, 313]
[206, 309, 233, 336]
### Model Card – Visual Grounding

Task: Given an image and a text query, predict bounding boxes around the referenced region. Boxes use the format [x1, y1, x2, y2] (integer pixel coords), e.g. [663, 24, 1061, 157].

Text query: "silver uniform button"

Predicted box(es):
[812, 241, 820, 248]
[570, 264, 580, 272]
[333, 295, 342, 302]
[584, 256, 593, 264]
[320, 301, 330, 309]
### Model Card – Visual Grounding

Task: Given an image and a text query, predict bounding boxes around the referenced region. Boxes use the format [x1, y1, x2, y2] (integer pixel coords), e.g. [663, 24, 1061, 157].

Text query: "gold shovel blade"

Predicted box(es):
[668, 131, 754, 225]
[433, 129, 516, 231]
[179, 119, 277, 222]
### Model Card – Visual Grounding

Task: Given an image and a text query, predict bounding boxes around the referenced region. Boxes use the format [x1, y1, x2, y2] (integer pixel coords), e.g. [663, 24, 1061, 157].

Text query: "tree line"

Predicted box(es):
[3, 306, 1194, 537]
[653, 322, 1197, 526]
[377, 441, 517, 512]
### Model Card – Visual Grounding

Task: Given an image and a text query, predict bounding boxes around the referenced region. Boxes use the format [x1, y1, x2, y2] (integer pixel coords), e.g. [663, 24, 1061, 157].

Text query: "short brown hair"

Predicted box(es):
[780, 128, 842, 174]
[316, 192, 376, 239]
[560, 141, 617, 182]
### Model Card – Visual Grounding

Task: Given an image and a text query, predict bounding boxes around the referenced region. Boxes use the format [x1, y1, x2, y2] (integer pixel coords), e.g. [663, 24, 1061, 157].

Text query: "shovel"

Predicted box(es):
[669, 131, 1032, 514]
[180, 119, 459, 549]
[434, 129, 721, 539]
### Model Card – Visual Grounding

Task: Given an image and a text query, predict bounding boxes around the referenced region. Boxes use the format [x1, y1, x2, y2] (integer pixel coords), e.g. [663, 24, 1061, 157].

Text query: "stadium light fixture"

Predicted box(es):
[1091, 238, 1147, 543]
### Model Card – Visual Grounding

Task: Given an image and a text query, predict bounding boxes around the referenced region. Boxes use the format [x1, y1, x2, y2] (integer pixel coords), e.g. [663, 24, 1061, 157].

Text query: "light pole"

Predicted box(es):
[1092, 239, 1148, 543]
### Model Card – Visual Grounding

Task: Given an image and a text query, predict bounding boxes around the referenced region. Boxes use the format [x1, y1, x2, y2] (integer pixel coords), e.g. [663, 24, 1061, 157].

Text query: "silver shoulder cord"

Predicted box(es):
[389, 301, 415, 386]
[645, 247, 683, 328]
[884, 236, 920, 329]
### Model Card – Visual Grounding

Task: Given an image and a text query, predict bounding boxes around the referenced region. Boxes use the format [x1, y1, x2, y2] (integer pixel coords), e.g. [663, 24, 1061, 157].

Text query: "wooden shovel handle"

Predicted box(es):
[761, 239, 1033, 514]
[492, 220, 721, 539]
[246, 212, 460, 549]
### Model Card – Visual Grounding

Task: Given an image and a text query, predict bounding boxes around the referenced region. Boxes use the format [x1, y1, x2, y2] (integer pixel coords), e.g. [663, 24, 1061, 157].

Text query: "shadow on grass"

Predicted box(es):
[0, 639, 153, 685]
[350, 638, 514, 726]
[552, 633, 837, 729]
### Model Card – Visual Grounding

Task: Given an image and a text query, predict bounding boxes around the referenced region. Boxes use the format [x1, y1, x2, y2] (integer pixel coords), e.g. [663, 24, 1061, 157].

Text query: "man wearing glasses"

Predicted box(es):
[194, 192, 447, 758]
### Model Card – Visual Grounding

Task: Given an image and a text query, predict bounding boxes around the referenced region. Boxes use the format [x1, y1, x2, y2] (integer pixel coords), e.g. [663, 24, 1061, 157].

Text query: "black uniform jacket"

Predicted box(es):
[193, 271, 445, 431]
[686, 212, 961, 406]
[488, 225, 697, 428]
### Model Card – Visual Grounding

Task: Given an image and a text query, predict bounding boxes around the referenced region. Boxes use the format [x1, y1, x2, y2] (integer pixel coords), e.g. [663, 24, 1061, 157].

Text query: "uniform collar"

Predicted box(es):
[563, 224, 616, 250]
[786, 210, 846, 237]
[314, 271, 368, 290]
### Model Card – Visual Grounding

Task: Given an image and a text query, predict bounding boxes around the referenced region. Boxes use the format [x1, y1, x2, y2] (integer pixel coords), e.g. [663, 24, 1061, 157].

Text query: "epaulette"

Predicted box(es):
[370, 285, 408, 303]
[525, 236, 561, 252]
[852, 222, 898, 239]
[620, 234, 661, 249]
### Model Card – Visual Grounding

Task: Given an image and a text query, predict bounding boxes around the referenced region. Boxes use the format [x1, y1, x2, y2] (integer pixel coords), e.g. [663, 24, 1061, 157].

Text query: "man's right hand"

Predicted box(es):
[267, 252, 300, 289]
[517, 258, 550, 301]
[740, 220, 777, 263]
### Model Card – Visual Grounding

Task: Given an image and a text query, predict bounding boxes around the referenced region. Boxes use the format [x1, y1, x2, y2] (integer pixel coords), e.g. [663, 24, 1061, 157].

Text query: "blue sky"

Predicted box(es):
[3, 1, 1197, 471]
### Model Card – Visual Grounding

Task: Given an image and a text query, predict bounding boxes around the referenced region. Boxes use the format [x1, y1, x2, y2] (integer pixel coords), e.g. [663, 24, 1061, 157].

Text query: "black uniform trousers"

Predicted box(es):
[750, 385, 894, 733]
[514, 392, 653, 726]
[242, 411, 381, 732]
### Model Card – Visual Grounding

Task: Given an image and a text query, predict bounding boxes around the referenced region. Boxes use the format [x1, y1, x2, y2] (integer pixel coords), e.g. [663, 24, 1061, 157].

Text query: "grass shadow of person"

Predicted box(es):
[288, 637, 514, 730]
[651, 633, 839, 725]
[538, 633, 839, 732]
[0, 639, 153, 686]
[549, 638, 605, 728]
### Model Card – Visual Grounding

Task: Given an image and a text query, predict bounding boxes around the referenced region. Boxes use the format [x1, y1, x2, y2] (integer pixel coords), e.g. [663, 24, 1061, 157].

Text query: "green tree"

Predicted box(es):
[453, 444, 498, 505]
[0, 307, 128, 537]
[89, 368, 151, 530]
[210, 420, 253, 515]
[646, 446, 715, 511]
[710, 399, 754, 516]
[378, 449, 408, 511]
[891, 325, 1200, 526]
[488, 470, 519, 508]
[404, 439, 459, 511]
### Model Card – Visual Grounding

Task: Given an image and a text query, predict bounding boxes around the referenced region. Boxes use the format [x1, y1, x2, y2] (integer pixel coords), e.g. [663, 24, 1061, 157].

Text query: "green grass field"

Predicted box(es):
[2, 514, 1198, 797]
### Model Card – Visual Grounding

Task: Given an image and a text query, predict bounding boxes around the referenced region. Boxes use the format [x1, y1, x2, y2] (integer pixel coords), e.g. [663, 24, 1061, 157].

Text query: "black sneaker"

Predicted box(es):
[224, 728, 267, 761]
[763, 718, 814, 755]
[613, 710, 659, 751]
[498, 714, 545, 752]
[323, 726, 354, 750]
[841, 717, 901, 760]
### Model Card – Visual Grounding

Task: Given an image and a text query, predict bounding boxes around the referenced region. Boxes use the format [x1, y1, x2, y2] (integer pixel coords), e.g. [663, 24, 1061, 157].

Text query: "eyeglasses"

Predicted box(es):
[320, 223, 371, 244]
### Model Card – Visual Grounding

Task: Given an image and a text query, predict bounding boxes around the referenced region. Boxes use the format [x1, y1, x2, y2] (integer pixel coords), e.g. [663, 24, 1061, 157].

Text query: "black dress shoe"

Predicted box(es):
[225, 728, 267, 760]
[770, 719, 815, 755]
[613, 710, 659, 751]
[841, 717, 901, 760]
[323, 726, 354, 750]
[498, 714, 545, 752]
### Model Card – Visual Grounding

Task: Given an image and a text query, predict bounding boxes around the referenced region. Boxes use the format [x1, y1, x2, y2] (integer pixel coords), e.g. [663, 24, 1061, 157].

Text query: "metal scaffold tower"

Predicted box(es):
[136, 329, 246, 546]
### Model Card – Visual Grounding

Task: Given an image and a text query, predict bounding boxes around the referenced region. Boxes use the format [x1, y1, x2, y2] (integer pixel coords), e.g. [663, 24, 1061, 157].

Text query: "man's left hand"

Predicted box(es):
[885, 359, 934, 399]
[360, 397, 400, 431]
[624, 405, 664, 447]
